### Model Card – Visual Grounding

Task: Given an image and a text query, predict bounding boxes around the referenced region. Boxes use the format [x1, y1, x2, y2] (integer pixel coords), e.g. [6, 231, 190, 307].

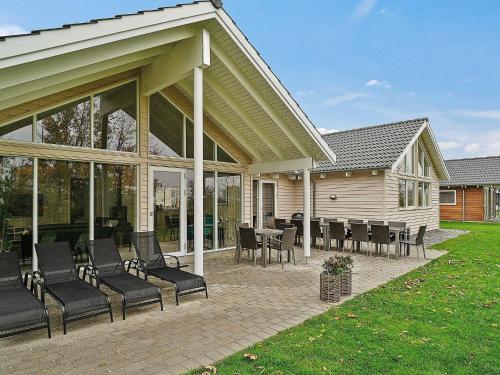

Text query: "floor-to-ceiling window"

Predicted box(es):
[94, 163, 137, 253]
[0, 156, 33, 265]
[217, 173, 241, 247]
[37, 160, 90, 260]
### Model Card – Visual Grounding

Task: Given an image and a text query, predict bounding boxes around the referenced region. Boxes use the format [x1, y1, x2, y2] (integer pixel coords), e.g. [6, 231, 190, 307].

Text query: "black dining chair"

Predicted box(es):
[274, 218, 287, 230]
[400, 225, 427, 260]
[235, 223, 250, 262]
[290, 219, 303, 245]
[239, 227, 263, 266]
[329, 221, 346, 252]
[350, 223, 369, 254]
[371, 225, 395, 258]
[270, 227, 297, 268]
[310, 220, 323, 249]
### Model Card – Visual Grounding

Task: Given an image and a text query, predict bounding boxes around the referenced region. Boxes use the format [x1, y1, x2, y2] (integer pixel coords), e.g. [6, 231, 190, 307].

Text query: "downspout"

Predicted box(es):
[462, 188, 465, 222]
[312, 179, 317, 217]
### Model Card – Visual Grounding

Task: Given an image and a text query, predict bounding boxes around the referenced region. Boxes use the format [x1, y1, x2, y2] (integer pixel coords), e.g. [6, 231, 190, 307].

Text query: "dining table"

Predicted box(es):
[255, 228, 283, 268]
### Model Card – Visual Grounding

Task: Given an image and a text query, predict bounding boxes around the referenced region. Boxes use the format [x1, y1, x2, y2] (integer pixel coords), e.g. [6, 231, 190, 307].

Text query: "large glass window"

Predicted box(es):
[217, 146, 237, 163]
[185, 119, 215, 160]
[186, 170, 215, 251]
[418, 182, 431, 207]
[406, 180, 416, 207]
[0, 117, 33, 142]
[94, 164, 136, 251]
[418, 144, 430, 177]
[94, 82, 137, 152]
[149, 93, 184, 157]
[38, 160, 90, 260]
[37, 98, 91, 147]
[0, 156, 33, 265]
[217, 173, 241, 247]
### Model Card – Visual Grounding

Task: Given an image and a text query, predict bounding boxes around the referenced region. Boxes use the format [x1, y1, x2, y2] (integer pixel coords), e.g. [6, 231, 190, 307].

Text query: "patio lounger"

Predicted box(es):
[34, 242, 113, 334]
[131, 232, 208, 305]
[85, 239, 163, 320]
[0, 252, 51, 338]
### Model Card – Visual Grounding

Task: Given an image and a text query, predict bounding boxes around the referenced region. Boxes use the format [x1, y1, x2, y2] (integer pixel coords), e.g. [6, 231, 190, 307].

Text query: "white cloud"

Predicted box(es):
[0, 24, 26, 36]
[453, 110, 500, 120]
[353, 0, 378, 18]
[464, 143, 480, 154]
[365, 79, 392, 88]
[316, 127, 338, 135]
[438, 141, 462, 150]
[322, 93, 366, 107]
[296, 90, 316, 97]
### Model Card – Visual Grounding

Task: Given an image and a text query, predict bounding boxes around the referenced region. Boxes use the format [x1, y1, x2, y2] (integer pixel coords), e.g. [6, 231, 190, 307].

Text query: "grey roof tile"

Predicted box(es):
[440, 156, 500, 186]
[314, 118, 426, 173]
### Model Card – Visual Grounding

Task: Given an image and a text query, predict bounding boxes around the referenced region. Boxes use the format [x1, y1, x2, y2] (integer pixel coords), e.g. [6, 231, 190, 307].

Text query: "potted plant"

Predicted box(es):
[339, 255, 353, 296]
[320, 256, 344, 302]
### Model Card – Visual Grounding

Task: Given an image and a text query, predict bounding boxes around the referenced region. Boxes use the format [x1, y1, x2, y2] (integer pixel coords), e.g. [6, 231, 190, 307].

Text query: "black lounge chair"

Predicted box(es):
[34, 242, 113, 334]
[130, 232, 208, 305]
[0, 252, 51, 338]
[85, 239, 163, 320]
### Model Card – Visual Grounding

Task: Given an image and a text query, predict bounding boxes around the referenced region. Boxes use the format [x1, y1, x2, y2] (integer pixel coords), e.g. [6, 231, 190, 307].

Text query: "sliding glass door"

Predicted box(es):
[149, 167, 185, 254]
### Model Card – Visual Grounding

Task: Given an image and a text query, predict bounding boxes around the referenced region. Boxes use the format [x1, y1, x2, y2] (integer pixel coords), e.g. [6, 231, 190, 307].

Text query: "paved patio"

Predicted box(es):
[0, 245, 447, 375]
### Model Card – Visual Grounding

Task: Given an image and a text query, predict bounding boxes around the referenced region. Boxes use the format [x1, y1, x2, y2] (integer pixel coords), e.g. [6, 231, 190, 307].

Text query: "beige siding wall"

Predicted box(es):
[277, 175, 302, 219]
[313, 171, 385, 221]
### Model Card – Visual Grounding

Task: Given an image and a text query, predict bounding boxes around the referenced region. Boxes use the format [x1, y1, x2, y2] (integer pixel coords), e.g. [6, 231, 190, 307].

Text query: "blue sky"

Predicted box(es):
[1, 0, 499, 159]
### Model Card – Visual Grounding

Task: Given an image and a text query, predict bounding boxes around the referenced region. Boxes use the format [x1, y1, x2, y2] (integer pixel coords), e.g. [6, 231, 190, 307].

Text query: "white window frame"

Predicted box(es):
[439, 190, 457, 205]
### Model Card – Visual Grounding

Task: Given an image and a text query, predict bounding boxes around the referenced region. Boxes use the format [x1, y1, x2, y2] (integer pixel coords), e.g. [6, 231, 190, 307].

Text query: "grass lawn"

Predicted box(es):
[191, 222, 499, 374]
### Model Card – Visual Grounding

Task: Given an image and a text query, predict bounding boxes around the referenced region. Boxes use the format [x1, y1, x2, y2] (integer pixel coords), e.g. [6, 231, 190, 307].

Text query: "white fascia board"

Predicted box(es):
[422, 120, 450, 180]
[214, 9, 336, 164]
[249, 157, 315, 174]
[0, 3, 216, 68]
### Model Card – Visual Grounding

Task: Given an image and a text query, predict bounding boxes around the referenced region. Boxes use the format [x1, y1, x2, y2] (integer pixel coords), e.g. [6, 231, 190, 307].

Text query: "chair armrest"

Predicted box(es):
[164, 253, 181, 269]
[127, 258, 147, 276]
[82, 265, 99, 287]
[25, 271, 45, 302]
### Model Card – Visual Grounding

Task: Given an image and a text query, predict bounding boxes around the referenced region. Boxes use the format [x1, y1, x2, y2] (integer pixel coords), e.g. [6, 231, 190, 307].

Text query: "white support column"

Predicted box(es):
[89, 161, 95, 240]
[303, 168, 311, 259]
[257, 179, 263, 228]
[193, 65, 204, 276]
[32, 157, 38, 271]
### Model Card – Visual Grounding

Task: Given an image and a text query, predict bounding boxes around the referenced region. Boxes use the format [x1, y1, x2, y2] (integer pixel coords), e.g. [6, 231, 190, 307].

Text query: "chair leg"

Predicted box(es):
[62, 306, 68, 335]
[159, 293, 164, 311]
[121, 295, 126, 320]
[422, 244, 427, 259]
[292, 248, 296, 265]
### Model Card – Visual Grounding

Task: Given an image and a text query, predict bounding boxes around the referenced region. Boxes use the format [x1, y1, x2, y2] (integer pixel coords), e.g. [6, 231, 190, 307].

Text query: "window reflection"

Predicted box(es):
[38, 160, 90, 261]
[37, 98, 91, 147]
[217, 173, 241, 247]
[95, 163, 136, 254]
[0, 156, 33, 265]
[0, 117, 33, 142]
[94, 82, 137, 152]
[149, 93, 183, 157]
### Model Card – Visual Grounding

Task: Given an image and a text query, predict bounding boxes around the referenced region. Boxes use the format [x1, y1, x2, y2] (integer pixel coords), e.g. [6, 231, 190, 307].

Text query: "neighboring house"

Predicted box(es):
[257, 118, 449, 232]
[440, 156, 500, 221]
[0, 0, 336, 273]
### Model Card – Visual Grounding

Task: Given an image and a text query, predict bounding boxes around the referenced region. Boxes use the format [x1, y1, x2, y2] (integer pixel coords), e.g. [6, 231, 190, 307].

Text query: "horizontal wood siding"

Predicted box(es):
[313, 171, 384, 221]
[277, 176, 302, 219]
[440, 187, 485, 221]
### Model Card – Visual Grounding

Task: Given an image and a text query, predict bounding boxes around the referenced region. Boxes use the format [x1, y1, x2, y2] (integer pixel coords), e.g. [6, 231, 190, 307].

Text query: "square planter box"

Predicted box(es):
[341, 269, 352, 296]
[320, 273, 341, 302]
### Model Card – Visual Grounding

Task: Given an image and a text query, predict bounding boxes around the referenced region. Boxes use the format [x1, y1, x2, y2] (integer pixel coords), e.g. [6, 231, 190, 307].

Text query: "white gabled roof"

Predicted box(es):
[0, 1, 336, 165]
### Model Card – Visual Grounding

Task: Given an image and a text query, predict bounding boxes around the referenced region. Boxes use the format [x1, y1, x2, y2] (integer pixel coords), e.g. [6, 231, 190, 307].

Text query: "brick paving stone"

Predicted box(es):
[0, 245, 448, 375]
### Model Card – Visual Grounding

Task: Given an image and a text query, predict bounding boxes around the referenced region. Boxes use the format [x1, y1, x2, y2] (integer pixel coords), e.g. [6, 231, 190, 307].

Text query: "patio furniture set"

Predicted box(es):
[236, 216, 427, 267]
[0, 232, 207, 339]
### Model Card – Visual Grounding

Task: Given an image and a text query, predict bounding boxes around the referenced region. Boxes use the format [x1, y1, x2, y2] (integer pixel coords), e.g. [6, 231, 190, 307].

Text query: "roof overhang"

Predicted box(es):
[0, 1, 336, 167]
